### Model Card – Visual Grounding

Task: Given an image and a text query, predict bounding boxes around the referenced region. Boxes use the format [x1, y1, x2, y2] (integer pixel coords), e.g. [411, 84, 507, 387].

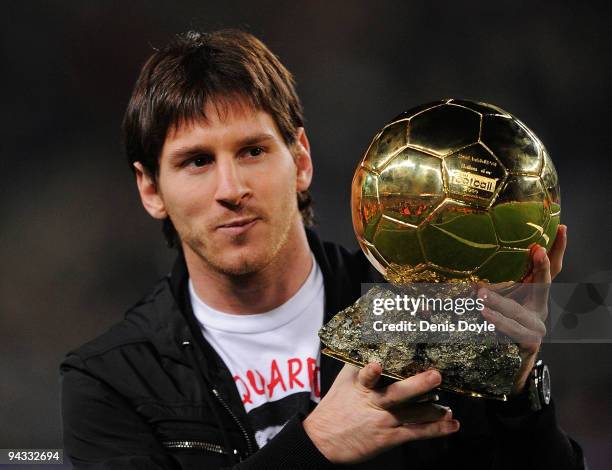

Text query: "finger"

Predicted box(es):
[531, 245, 552, 285]
[480, 281, 529, 307]
[507, 283, 531, 304]
[357, 362, 383, 390]
[548, 224, 567, 279]
[482, 306, 545, 345]
[526, 245, 552, 313]
[516, 244, 546, 285]
[522, 272, 534, 283]
[387, 403, 452, 426]
[408, 392, 440, 404]
[479, 288, 547, 331]
[373, 370, 441, 410]
[390, 418, 460, 445]
[335, 363, 360, 383]
[478, 280, 514, 295]
[520, 224, 566, 283]
[482, 278, 530, 303]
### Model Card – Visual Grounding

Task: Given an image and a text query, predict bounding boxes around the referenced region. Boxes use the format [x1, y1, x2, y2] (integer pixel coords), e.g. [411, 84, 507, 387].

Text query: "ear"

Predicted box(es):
[293, 127, 313, 192]
[133, 162, 167, 220]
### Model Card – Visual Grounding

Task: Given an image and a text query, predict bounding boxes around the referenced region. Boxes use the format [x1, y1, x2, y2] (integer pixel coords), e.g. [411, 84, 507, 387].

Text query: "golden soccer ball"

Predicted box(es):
[351, 99, 561, 284]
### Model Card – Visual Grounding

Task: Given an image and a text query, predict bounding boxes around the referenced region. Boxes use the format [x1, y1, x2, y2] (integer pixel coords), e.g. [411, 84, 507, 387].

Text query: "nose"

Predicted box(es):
[214, 156, 250, 207]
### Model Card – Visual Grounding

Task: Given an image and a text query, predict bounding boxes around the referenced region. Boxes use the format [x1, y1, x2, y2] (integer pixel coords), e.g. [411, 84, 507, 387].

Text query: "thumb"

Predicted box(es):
[358, 362, 383, 389]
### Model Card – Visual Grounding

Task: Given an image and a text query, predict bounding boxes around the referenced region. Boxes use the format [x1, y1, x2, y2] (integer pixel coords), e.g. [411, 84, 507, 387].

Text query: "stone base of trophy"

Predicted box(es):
[319, 284, 522, 401]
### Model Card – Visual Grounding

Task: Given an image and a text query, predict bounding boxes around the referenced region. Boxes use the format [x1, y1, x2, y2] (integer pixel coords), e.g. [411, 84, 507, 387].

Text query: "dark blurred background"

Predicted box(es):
[2, 1, 611, 468]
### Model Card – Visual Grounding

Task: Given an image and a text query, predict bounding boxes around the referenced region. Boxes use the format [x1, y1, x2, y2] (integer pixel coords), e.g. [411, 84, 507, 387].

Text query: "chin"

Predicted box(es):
[186, 222, 292, 276]
[210, 247, 272, 277]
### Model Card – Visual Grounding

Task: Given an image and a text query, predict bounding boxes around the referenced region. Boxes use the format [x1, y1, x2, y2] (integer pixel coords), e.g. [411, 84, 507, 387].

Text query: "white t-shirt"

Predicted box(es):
[189, 253, 325, 449]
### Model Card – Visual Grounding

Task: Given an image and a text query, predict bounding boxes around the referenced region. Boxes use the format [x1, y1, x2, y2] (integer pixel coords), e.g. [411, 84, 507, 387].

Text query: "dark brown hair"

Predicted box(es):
[122, 29, 314, 248]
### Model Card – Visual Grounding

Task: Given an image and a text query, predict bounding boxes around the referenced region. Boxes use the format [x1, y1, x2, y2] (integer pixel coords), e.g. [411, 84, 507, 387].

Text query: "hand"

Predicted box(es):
[303, 363, 459, 464]
[478, 224, 568, 395]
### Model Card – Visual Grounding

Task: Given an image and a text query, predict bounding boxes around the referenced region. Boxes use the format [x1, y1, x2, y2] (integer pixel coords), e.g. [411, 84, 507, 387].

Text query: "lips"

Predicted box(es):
[216, 216, 260, 235]
[218, 216, 259, 228]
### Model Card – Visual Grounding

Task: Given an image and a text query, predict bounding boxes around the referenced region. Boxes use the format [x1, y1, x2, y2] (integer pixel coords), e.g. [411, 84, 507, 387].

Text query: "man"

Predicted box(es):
[60, 30, 584, 469]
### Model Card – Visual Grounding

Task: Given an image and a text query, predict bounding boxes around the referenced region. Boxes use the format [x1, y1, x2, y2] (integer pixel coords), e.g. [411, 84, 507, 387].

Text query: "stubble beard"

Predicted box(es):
[183, 203, 298, 278]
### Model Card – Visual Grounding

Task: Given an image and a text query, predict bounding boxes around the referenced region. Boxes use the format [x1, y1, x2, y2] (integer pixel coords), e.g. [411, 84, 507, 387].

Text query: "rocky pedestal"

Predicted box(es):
[319, 285, 521, 400]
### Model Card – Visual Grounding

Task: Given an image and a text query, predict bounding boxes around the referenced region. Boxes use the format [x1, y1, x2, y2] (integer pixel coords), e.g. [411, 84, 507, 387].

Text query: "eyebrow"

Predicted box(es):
[167, 132, 277, 162]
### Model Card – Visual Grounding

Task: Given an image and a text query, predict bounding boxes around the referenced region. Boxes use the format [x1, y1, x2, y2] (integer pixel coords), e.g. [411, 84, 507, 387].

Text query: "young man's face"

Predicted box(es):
[136, 99, 312, 276]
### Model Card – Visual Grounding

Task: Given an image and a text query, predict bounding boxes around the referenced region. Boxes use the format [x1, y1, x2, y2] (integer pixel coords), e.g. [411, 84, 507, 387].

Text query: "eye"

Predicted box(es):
[246, 147, 264, 157]
[189, 155, 213, 167]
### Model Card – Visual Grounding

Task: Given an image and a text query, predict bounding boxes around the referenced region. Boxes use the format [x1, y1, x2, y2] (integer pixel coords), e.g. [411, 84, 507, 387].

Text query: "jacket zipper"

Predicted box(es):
[212, 388, 255, 456]
[181, 339, 254, 459]
[162, 440, 240, 458]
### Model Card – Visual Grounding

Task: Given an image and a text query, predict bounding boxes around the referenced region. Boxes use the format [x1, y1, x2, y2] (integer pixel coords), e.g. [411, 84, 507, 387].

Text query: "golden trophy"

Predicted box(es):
[319, 99, 561, 400]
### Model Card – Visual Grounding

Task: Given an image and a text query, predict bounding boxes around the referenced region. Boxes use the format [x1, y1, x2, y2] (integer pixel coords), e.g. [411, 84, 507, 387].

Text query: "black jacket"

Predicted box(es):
[60, 229, 585, 469]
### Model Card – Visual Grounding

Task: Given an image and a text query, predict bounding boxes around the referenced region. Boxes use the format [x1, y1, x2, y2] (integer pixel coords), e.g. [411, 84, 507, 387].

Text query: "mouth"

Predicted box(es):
[216, 217, 260, 236]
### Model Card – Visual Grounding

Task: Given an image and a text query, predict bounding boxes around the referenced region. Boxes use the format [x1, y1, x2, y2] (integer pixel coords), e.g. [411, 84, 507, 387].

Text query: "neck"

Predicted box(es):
[184, 219, 313, 314]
